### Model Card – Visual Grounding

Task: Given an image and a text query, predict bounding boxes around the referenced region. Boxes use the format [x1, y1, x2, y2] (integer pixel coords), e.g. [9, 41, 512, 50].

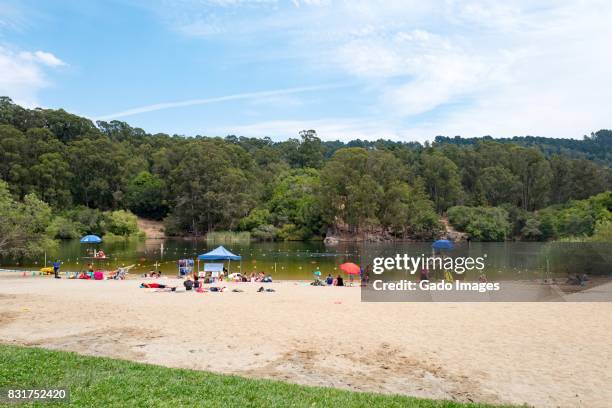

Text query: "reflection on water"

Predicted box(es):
[1, 239, 610, 280]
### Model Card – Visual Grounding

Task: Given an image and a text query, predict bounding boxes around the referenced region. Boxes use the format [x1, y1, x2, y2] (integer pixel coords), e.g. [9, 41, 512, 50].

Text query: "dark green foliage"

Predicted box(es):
[535, 192, 612, 239]
[0, 97, 610, 241]
[447, 206, 510, 241]
[450, 192, 612, 241]
[0, 180, 57, 258]
[125, 171, 168, 219]
[435, 129, 612, 166]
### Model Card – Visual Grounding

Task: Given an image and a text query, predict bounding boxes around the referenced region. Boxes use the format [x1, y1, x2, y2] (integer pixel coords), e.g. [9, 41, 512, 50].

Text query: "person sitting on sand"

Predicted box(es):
[336, 275, 344, 286]
[311, 278, 324, 286]
[184, 278, 194, 291]
[326, 274, 333, 285]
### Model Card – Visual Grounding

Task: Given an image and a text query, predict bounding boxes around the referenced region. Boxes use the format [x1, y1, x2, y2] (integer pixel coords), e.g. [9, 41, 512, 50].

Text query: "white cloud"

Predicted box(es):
[0, 47, 65, 106]
[19, 50, 65, 67]
[95, 83, 345, 120]
[141, 0, 612, 140]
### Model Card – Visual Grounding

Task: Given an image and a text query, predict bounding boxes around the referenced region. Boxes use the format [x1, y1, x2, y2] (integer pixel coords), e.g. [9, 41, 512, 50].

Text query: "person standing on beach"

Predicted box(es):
[53, 260, 61, 279]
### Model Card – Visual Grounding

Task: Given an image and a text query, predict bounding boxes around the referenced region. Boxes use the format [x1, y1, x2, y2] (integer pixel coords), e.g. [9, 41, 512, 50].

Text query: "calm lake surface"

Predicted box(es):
[2, 239, 610, 280]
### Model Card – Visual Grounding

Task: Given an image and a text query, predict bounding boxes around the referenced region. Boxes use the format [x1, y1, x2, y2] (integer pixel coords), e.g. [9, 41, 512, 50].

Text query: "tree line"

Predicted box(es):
[1, 96, 611, 246]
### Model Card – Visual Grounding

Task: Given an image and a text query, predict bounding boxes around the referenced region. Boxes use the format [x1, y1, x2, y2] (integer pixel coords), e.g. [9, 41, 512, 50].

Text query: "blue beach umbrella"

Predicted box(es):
[432, 239, 454, 251]
[80, 235, 102, 244]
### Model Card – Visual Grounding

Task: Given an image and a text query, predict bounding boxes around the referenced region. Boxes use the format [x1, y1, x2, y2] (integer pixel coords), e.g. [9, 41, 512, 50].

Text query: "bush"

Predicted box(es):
[251, 224, 278, 241]
[276, 223, 312, 241]
[448, 206, 510, 241]
[535, 191, 612, 239]
[63, 206, 109, 236]
[46, 216, 83, 239]
[589, 220, 612, 241]
[520, 217, 542, 240]
[107, 210, 139, 237]
[237, 208, 271, 231]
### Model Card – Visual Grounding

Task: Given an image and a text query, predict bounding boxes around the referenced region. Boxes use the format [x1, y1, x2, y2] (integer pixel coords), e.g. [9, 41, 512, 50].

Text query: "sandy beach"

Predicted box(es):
[1, 276, 611, 408]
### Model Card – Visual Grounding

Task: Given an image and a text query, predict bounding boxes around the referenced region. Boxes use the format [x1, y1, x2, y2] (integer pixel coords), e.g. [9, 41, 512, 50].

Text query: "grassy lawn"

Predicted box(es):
[0, 345, 509, 407]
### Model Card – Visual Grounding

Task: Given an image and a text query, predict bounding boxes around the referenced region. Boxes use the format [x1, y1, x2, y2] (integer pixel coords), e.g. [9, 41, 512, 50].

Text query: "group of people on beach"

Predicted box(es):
[311, 273, 345, 286]
[143, 270, 163, 278]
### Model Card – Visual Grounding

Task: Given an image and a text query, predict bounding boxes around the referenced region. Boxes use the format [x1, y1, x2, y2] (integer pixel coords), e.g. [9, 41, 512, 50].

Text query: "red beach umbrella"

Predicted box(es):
[339, 262, 361, 275]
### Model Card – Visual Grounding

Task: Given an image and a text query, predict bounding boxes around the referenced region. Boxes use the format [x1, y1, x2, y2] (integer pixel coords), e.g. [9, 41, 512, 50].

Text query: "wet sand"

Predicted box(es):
[0, 277, 611, 407]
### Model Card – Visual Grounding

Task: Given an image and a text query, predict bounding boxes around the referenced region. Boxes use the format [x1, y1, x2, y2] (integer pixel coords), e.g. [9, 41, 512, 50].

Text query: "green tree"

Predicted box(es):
[380, 181, 441, 238]
[29, 152, 73, 208]
[68, 136, 124, 209]
[267, 169, 323, 239]
[508, 147, 552, 210]
[125, 171, 167, 219]
[166, 140, 259, 235]
[420, 151, 463, 212]
[476, 166, 522, 206]
[0, 181, 56, 258]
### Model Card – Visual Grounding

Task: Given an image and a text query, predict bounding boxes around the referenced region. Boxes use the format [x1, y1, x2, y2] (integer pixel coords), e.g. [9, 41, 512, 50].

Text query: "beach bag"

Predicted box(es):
[94, 271, 104, 280]
[184, 280, 193, 291]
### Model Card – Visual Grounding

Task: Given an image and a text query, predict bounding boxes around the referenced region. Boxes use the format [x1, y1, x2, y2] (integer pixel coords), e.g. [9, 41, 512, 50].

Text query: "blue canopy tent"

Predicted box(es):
[197, 246, 242, 275]
[197, 246, 241, 261]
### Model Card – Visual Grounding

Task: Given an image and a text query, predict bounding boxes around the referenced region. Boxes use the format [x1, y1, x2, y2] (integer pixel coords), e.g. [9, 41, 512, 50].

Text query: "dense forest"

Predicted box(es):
[1, 96, 611, 255]
[435, 130, 612, 166]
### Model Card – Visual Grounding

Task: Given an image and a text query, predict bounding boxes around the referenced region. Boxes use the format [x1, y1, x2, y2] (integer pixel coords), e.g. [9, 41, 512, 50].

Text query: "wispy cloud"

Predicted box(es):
[0, 46, 65, 107]
[18, 50, 65, 67]
[140, 0, 612, 139]
[95, 83, 346, 120]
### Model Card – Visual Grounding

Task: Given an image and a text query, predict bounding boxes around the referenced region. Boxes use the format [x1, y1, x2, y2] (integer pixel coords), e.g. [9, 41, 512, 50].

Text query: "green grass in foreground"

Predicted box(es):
[0, 345, 509, 407]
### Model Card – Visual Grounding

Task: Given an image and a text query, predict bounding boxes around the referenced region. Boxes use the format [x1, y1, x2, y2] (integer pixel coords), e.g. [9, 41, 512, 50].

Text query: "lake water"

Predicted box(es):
[1, 239, 610, 280]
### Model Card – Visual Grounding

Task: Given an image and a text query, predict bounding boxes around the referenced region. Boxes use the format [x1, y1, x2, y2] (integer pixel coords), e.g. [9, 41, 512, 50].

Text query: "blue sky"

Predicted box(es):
[1, 0, 611, 141]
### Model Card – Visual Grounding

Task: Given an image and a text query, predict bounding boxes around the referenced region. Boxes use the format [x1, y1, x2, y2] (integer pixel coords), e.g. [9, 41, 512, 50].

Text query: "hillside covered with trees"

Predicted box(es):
[1, 97, 611, 251]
